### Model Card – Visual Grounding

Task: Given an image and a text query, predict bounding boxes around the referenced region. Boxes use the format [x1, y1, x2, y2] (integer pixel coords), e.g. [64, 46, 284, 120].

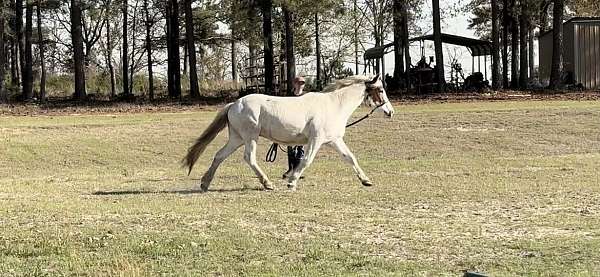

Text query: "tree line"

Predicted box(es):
[0, 0, 597, 102]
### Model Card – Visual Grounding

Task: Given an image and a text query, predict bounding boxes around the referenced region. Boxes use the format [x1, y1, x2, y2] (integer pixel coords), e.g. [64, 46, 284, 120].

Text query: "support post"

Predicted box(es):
[484, 55, 488, 80]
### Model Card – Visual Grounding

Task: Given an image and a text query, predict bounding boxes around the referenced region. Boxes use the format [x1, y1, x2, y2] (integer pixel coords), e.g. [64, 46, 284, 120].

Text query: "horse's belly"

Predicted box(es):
[259, 123, 308, 145]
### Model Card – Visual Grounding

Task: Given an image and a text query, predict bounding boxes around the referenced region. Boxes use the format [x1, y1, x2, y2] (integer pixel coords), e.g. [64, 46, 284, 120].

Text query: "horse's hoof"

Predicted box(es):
[263, 183, 275, 191]
[287, 184, 297, 191]
[361, 180, 374, 187]
[282, 169, 294, 179]
[200, 183, 210, 192]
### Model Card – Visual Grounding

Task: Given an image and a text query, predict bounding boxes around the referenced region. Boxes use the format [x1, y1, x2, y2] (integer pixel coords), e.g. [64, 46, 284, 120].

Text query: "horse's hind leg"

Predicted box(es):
[243, 139, 274, 190]
[199, 130, 243, 192]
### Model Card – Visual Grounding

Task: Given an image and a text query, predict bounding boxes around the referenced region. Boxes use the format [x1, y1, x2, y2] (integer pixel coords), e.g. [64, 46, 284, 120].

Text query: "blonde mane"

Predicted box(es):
[321, 75, 375, 93]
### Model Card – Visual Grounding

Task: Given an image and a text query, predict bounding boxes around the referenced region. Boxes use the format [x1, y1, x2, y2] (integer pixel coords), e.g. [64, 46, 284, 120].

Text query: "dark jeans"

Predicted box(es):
[287, 146, 305, 171]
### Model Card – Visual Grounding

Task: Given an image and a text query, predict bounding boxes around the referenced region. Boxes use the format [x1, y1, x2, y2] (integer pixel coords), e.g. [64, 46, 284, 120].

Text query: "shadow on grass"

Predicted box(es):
[91, 187, 263, 196]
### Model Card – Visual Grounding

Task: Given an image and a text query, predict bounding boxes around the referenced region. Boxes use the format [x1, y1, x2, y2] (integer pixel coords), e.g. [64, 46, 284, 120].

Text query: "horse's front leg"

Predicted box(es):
[329, 139, 373, 186]
[287, 138, 323, 191]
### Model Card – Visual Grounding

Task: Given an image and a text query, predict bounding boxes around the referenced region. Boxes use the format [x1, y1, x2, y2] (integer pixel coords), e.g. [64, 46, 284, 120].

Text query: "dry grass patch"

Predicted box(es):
[1, 100, 599, 276]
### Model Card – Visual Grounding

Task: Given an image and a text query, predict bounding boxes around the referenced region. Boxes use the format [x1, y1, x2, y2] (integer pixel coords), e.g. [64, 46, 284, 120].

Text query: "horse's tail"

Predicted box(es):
[183, 103, 233, 175]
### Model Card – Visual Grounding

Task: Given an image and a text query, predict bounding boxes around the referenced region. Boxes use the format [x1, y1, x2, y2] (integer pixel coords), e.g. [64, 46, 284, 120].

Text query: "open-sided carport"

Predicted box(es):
[409, 33, 492, 79]
[363, 33, 492, 82]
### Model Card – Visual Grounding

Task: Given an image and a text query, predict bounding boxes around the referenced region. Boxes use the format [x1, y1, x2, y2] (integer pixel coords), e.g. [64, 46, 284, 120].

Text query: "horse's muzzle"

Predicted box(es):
[384, 110, 394, 118]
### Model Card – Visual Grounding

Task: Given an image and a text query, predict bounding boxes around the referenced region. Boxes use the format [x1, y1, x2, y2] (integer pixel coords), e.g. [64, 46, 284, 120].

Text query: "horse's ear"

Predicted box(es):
[365, 74, 380, 85]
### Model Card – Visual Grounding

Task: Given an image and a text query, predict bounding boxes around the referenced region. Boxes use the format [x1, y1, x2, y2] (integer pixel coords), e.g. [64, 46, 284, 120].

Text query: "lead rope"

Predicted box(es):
[345, 102, 387, 128]
[266, 143, 288, 163]
[266, 101, 387, 162]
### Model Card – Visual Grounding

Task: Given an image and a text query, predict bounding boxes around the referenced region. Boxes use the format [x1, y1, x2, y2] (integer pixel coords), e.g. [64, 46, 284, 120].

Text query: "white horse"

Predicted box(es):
[183, 74, 395, 191]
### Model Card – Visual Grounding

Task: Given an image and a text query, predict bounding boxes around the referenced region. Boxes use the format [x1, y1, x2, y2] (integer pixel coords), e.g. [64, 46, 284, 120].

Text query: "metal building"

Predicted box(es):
[539, 17, 600, 89]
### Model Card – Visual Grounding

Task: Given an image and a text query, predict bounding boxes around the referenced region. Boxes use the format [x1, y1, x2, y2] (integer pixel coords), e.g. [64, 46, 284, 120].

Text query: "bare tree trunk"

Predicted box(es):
[185, 0, 200, 99]
[353, 0, 358, 75]
[510, 3, 519, 89]
[278, 28, 285, 96]
[528, 26, 534, 80]
[36, 0, 46, 101]
[23, 2, 32, 100]
[166, 1, 174, 96]
[198, 45, 204, 83]
[143, 0, 154, 100]
[11, 37, 18, 87]
[247, 4, 257, 89]
[502, 0, 509, 88]
[519, 3, 528, 89]
[393, 0, 404, 80]
[432, 0, 444, 92]
[128, 1, 138, 95]
[229, 0, 237, 82]
[71, 0, 86, 100]
[315, 12, 321, 90]
[261, 0, 274, 95]
[491, 0, 500, 90]
[166, 0, 181, 98]
[105, 12, 116, 97]
[402, 6, 410, 89]
[122, 0, 129, 96]
[16, 0, 24, 89]
[374, 29, 380, 75]
[183, 44, 187, 75]
[249, 42, 256, 88]
[284, 6, 295, 97]
[0, 6, 5, 101]
[549, 0, 563, 89]
[231, 40, 237, 82]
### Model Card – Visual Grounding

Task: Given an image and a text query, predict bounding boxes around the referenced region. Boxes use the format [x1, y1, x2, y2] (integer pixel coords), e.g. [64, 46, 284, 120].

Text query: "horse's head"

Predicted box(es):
[364, 74, 395, 118]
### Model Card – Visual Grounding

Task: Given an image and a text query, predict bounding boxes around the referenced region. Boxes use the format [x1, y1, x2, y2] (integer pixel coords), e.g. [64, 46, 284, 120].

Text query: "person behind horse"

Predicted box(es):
[283, 77, 306, 179]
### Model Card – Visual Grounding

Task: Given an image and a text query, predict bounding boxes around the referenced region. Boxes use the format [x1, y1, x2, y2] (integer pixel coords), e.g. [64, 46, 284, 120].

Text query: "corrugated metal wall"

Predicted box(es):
[574, 21, 600, 89]
[539, 21, 576, 85]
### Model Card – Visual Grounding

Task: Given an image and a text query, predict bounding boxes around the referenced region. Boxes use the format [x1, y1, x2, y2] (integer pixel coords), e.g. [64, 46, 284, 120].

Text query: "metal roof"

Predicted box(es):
[409, 33, 492, 56]
[363, 33, 492, 60]
[363, 42, 395, 60]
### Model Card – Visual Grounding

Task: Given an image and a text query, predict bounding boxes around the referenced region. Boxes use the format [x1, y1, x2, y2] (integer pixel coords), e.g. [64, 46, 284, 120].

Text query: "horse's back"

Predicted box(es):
[227, 93, 329, 144]
[234, 93, 326, 113]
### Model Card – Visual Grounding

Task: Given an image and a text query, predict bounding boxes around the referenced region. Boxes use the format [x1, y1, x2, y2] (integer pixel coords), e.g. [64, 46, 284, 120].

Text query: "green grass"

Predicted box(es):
[1, 100, 600, 276]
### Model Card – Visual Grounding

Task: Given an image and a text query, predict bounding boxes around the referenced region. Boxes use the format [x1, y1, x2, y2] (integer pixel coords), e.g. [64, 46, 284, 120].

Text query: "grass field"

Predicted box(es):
[1, 100, 599, 276]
